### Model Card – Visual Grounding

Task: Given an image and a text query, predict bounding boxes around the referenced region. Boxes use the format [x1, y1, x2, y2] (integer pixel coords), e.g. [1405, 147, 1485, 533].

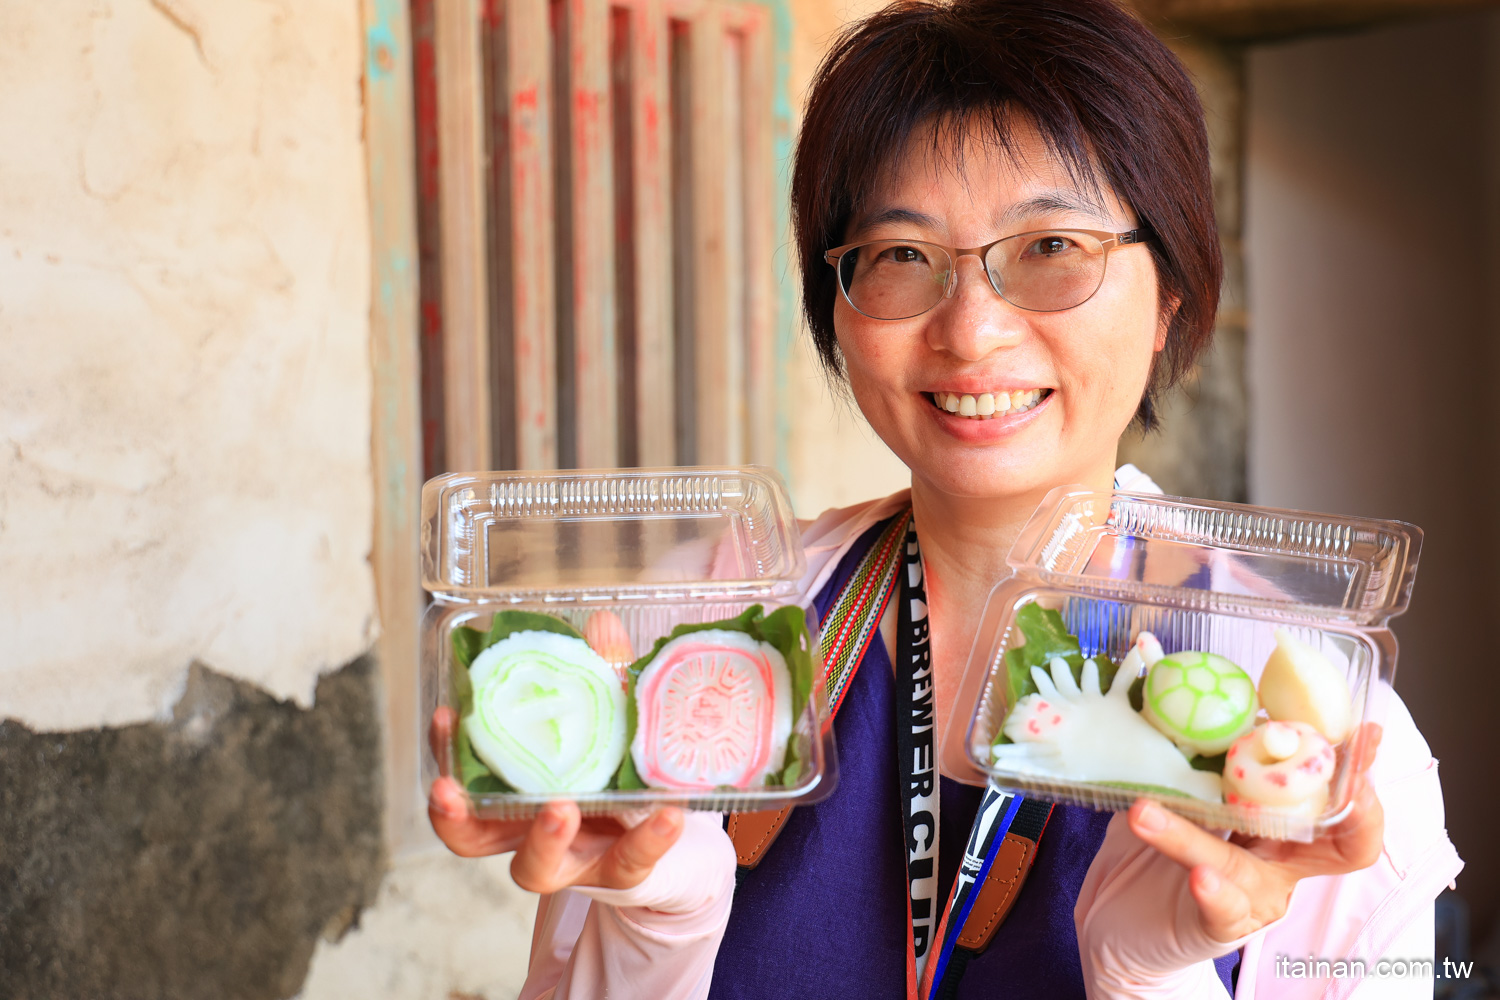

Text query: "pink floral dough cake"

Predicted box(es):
[631, 629, 793, 790]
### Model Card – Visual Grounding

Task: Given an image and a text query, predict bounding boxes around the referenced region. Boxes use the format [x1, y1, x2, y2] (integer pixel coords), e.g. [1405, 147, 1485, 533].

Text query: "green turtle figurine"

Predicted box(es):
[1136, 640, 1259, 757]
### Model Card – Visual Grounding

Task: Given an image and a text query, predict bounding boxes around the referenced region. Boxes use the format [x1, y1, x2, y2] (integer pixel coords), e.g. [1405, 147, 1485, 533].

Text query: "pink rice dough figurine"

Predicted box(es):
[631, 629, 793, 790]
[1222, 720, 1335, 817]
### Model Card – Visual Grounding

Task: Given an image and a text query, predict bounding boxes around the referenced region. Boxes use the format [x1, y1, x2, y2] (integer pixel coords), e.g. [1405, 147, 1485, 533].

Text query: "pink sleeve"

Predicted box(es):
[1234, 686, 1463, 1000]
[1075, 812, 1267, 999]
[519, 810, 738, 1000]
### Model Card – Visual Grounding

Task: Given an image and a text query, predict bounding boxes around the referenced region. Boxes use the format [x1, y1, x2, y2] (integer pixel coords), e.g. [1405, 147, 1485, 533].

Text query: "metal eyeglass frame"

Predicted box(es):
[823, 227, 1155, 320]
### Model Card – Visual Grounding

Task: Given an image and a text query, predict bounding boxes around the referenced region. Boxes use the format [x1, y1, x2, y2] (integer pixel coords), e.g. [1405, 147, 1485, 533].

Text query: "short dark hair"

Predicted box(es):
[791, 0, 1220, 430]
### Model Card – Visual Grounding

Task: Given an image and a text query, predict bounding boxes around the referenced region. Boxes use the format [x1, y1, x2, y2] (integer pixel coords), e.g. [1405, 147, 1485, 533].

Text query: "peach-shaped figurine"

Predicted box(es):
[584, 610, 635, 684]
[1222, 720, 1335, 817]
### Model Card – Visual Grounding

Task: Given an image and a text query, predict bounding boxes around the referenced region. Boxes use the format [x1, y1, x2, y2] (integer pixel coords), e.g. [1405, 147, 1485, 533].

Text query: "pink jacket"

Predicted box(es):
[521, 486, 1464, 1000]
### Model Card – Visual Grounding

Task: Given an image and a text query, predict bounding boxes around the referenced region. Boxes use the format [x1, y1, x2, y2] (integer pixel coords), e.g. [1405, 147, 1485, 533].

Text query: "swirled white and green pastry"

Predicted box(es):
[463, 630, 628, 793]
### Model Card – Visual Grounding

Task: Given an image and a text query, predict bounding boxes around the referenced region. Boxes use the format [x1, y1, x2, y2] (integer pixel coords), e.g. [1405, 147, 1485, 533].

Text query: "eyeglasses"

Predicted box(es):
[824, 228, 1154, 321]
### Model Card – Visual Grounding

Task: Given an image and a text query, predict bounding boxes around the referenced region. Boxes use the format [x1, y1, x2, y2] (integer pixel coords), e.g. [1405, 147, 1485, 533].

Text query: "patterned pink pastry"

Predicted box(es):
[631, 629, 793, 790]
[1222, 720, 1335, 817]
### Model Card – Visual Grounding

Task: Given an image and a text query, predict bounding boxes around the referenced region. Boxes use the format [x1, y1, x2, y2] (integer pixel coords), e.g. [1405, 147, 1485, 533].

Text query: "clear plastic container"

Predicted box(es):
[421, 466, 837, 819]
[941, 488, 1421, 841]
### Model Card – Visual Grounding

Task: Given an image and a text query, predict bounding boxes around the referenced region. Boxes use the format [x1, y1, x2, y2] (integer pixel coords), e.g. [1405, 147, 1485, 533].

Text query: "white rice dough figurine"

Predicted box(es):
[1119, 631, 1166, 683]
[994, 655, 1223, 802]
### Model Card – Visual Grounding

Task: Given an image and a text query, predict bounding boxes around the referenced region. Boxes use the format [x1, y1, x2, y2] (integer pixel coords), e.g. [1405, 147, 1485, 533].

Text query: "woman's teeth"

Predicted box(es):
[932, 389, 1047, 419]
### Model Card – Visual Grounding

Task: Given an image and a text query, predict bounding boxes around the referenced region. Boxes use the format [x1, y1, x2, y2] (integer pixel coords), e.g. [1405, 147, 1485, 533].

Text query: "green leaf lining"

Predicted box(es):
[452, 607, 815, 794]
[1093, 780, 1193, 799]
[1189, 751, 1227, 774]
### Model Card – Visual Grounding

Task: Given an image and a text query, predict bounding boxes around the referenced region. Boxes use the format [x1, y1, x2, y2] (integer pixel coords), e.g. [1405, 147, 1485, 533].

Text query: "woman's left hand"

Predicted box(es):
[1074, 723, 1384, 995]
[1127, 721, 1384, 942]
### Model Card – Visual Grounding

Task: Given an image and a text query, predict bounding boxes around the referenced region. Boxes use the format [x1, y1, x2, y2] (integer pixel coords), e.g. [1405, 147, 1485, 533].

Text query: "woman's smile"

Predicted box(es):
[926, 387, 1052, 418]
[922, 387, 1055, 440]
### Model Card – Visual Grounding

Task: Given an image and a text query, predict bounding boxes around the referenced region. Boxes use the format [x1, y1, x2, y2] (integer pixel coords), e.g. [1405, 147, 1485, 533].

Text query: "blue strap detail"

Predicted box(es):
[927, 792, 1025, 995]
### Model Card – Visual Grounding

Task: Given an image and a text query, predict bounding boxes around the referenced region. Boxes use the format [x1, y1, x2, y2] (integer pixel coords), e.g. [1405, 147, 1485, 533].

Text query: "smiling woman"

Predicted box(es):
[793, 2, 1221, 438]
[426, 0, 1459, 997]
[822, 119, 1169, 504]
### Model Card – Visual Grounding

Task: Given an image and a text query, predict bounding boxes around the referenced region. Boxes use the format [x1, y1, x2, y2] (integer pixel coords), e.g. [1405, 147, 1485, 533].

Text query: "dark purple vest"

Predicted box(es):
[708, 518, 1239, 998]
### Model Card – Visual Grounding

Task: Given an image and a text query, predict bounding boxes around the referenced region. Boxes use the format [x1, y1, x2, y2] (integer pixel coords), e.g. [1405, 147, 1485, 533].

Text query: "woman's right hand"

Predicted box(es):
[427, 707, 686, 894]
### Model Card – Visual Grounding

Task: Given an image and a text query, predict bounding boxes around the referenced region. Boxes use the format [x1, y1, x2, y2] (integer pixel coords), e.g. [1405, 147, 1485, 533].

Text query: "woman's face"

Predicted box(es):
[833, 120, 1169, 502]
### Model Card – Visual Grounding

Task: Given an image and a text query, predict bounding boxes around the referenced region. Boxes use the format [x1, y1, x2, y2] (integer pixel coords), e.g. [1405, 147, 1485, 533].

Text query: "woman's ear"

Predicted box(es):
[1154, 294, 1181, 353]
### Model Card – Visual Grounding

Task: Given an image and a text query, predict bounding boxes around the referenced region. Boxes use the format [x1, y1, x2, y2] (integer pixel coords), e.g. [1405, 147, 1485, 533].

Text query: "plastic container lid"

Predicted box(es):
[943, 487, 1422, 841]
[1006, 488, 1420, 625]
[422, 467, 805, 602]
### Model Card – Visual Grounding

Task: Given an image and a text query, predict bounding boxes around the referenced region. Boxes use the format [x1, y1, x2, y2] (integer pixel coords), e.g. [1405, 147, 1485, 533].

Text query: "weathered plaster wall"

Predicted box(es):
[0, 0, 377, 729]
[0, 1, 390, 996]
[299, 851, 536, 1000]
[1, 660, 384, 1000]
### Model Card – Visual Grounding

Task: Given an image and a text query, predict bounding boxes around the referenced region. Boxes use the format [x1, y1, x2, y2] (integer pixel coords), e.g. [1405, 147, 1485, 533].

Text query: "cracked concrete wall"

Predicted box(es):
[0, 0, 377, 729]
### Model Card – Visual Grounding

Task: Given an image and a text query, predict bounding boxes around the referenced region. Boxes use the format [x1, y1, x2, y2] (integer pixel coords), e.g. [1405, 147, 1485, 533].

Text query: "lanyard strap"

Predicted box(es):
[922, 788, 1022, 997]
[730, 508, 1047, 998]
[895, 521, 941, 989]
[897, 522, 1032, 1000]
[727, 509, 911, 871]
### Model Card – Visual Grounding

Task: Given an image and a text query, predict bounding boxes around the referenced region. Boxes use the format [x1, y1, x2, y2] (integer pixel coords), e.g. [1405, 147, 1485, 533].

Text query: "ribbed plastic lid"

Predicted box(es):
[1006, 488, 1421, 625]
[421, 466, 805, 602]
